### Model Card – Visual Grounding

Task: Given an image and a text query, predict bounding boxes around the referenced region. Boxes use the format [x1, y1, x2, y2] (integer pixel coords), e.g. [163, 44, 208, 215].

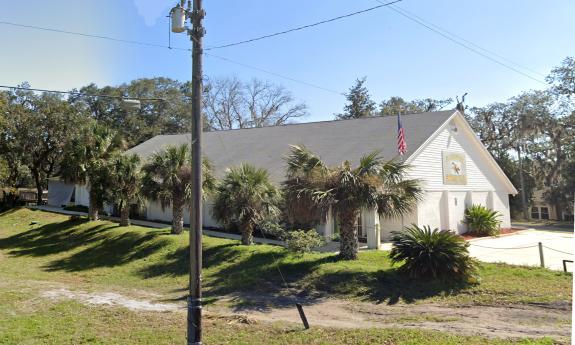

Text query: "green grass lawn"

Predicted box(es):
[0, 208, 571, 344]
[0, 208, 571, 306]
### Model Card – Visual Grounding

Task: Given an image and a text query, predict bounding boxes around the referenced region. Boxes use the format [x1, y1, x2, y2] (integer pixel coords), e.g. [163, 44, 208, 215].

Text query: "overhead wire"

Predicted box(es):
[204, 0, 403, 50]
[373, 1, 547, 85]
[383, 4, 547, 79]
[1, 0, 549, 92]
[0, 20, 345, 96]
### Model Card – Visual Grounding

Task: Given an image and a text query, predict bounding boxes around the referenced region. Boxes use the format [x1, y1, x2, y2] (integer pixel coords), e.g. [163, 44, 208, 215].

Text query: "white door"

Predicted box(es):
[449, 191, 467, 234]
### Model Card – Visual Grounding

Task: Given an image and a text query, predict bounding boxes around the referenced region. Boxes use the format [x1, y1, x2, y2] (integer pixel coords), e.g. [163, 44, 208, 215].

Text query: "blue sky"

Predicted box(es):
[1, 0, 574, 122]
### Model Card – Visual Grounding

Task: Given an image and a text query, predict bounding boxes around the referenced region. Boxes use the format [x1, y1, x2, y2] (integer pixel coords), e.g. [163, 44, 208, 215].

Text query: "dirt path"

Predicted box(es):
[41, 286, 572, 342]
[209, 294, 571, 341]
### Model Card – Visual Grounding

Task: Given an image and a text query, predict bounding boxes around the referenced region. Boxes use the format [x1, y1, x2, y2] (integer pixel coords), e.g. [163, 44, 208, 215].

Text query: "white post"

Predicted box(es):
[365, 208, 381, 250]
[323, 207, 334, 241]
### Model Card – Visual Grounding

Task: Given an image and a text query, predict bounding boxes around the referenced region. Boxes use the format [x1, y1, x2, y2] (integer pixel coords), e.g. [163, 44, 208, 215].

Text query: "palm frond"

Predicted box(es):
[285, 145, 327, 178]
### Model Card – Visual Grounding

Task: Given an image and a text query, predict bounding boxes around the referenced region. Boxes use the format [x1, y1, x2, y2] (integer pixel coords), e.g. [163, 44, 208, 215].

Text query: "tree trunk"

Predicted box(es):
[120, 202, 130, 227]
[240, 222, 254, 245]
[172, 197, 184, 235]
[338, 209, 359, 260]
[517, 146, 529, 220]
[88, 191, 99, 221]
[31, 168, 43, 205]
[553, 201, 563, 221]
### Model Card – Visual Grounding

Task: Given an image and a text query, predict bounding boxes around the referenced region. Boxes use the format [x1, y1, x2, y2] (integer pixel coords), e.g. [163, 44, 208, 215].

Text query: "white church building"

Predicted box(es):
[48, 110, 517, 248]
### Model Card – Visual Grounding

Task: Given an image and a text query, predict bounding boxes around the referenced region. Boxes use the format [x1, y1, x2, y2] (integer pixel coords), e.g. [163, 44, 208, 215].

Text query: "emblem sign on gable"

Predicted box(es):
[442, 151, 467, 185]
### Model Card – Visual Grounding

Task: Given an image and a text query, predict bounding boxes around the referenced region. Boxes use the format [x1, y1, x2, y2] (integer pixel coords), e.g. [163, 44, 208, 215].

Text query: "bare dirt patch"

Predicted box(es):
[39, 286, 571, 342]
[42, 288, 180, 312]
[210, 294, 572, 342]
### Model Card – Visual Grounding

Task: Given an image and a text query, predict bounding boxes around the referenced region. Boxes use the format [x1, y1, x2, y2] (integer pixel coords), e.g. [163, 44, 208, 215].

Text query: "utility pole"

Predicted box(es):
[170, 1, 205, 343]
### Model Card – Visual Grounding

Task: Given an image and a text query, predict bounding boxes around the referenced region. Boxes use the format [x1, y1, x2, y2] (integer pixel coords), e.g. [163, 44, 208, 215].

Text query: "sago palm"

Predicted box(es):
[108, 153, 142, 226]
[283, 145, 423, 260]
[141, 144, 215, 234]
[464, 204, 501, 236]
[211, 164, 281, 245]
[389, 225, 478, 281]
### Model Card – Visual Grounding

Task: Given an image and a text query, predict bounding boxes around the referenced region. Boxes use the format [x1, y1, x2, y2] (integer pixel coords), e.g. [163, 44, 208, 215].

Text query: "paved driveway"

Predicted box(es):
[467, 229, 574, 271]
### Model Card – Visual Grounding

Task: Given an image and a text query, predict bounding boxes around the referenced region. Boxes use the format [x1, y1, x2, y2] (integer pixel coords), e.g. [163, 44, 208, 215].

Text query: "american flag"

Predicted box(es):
[397, 112, 407, 155]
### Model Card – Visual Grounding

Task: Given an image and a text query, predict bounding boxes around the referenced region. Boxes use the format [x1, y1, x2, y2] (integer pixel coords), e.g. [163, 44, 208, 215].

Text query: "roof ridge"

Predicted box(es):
[156, 110, 456, 137]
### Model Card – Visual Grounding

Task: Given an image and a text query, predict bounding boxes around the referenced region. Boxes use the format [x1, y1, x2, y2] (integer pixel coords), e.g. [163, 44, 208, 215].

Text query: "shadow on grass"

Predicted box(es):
[46, 230, 172, 272]
[1, 213, 469, 307]
[0, 218, 105, 257]
[0, 217, 174, 271]
[139, 238, 468, 309]
[306, 268, 469, 305]
[0, 207, 22, 217]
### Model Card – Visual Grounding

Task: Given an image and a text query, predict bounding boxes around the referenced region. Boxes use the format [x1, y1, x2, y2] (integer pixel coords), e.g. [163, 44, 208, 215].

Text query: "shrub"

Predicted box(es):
[389, 225, 478, 282]
[464, 204, 501, 236]
[0, 189, 22, 210]
[258, 220, 287, 240]
[284, 230, 325, 254]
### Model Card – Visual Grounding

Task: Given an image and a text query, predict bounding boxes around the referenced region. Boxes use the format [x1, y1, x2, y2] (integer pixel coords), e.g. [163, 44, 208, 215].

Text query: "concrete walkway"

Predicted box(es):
[467, 229, 574, 271]
[28, 206, 284, 246]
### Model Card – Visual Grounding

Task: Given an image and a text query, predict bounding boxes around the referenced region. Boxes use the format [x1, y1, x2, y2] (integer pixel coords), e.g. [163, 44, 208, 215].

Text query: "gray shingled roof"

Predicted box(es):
[126, 110, 456, 182]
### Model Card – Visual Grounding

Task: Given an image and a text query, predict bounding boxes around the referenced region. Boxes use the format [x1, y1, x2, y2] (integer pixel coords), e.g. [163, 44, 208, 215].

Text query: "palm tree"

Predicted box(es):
[283, 145, 423, 260]
[108, 153, 141, 226]
[141, 144, 215, 235]
[60, 123, 121, 221]
[211, 164, 281, 245]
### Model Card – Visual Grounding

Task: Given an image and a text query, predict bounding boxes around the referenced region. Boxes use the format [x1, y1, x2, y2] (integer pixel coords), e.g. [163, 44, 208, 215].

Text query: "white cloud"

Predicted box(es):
[133, 0, 174, 26]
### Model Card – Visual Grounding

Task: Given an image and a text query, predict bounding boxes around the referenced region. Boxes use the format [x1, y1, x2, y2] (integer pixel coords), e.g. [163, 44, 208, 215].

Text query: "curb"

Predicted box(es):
[464, 229, 530, 242]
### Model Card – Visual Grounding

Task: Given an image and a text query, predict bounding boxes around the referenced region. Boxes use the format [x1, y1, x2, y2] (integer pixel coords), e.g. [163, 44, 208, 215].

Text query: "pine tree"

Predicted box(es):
[336, 77, 376, 120]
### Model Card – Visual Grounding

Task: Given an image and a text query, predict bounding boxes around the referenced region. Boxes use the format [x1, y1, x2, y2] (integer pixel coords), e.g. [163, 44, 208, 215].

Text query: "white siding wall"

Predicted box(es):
[47, 180, 75, 207]
[379, 210, 417, 240]
[145, 199, 222, 229]
[146, 200, 172, 223]
[416, 191, 443, 230]
[408, 124, 506, 192]
[492, 191, 512, 228]
[472, 191, 489, 207]
[75, 184, 90, 207]
[408, 117, 513, 233]
[203, 201, 220, 228]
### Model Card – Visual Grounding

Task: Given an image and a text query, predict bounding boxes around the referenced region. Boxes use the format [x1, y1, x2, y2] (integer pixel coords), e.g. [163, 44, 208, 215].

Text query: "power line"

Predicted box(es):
[384, 5, 547, 79]
[0, 85, 165, 102]
[205, 53, 344, 95]
[0, 21, 345, 96]
[374, 1, 547, 85]
[0, 20, 189, 52]
[204, 0, 403, 50]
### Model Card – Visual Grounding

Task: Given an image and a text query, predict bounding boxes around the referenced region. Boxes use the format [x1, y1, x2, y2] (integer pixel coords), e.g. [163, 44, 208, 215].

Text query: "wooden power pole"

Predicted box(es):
[189, 0, 205, 343]
[170, 0, 205, 343]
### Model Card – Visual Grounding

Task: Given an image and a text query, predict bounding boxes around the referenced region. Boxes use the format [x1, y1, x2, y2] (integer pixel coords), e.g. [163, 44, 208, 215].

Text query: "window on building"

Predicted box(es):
[530, 207, 539, 219]
[357, 214, 364, 238]
[540, 207, 549, 220]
